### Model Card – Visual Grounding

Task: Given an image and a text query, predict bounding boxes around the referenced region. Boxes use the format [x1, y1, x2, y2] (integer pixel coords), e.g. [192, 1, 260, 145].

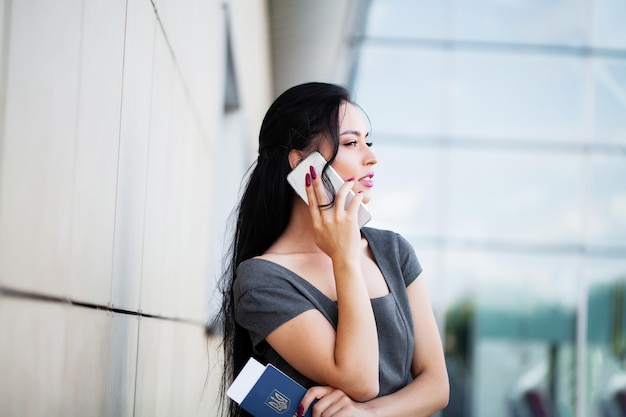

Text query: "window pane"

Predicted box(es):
[365, 0, 448, 39]
[447, 149, 584, 244]
[444, 249, 579, 417]
[366, 145, 441, 238]
[354, 45, 446, 136]
[594, 58, 626, 145]
[366, 0, 591, 47]
[451, 0, 589, 46]
[355, 47, 590, 143]
[447, 51, 587, 142]
[593, 0, 626, 49]
[588, 154, 626, 248]
[586, 258, 626, 417]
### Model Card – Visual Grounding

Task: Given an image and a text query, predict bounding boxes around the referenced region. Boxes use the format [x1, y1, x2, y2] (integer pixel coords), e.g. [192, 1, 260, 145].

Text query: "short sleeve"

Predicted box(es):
[395, 232, 422, 287]
[233, 260, 316, 349]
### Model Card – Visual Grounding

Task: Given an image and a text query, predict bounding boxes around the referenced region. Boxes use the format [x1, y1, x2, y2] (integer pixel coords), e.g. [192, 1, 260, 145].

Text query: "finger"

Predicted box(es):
[345, 189, 364, 220]
[311, 165, 333, 207]
[333, 178, 355, 212]
[333, 179, 363, 226]
[299, 386, 332, 416]
[309, 389, 352, 417]
[304, 170, 323, 224]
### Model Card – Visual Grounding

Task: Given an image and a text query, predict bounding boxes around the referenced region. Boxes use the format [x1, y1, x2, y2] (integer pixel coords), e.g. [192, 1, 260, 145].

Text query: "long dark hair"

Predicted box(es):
[215, 82, 353, 417]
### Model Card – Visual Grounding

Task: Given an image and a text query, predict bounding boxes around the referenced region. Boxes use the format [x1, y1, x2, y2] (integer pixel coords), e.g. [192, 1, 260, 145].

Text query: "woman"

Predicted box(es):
[217, 82, 449, 416]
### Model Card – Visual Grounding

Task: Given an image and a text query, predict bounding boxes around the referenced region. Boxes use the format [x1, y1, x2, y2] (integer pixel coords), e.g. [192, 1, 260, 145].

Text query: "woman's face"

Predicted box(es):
[320, 102, 377, 204]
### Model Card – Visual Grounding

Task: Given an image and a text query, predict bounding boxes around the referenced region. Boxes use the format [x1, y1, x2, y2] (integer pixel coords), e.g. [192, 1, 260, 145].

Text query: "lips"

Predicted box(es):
[358, 173, 375, 188]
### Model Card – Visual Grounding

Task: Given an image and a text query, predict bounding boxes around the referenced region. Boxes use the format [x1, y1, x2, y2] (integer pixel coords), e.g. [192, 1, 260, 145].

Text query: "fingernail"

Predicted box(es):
[305, 173, 311, 187]
[347, 177, 355, 182]
[297, 405, 304, 417]
[309, 165, 317, 180]
[358, 190, 363, 194]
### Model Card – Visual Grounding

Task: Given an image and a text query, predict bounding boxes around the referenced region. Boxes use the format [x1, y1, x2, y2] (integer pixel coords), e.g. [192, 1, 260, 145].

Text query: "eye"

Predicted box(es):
[366, 142, 373, 147]
[344, 141, 358, 147]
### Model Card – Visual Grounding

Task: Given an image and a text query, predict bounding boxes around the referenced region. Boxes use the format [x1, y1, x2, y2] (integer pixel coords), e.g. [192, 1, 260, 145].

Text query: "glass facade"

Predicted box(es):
[352, 1, 626, 416]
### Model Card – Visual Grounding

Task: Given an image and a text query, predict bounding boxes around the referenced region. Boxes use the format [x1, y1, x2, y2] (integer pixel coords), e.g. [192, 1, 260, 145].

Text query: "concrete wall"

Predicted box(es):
[0, 0, 272, 415]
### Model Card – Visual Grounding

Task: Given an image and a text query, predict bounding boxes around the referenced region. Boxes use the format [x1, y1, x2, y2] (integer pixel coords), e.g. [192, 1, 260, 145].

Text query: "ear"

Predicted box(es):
[288, 150, 305, 170]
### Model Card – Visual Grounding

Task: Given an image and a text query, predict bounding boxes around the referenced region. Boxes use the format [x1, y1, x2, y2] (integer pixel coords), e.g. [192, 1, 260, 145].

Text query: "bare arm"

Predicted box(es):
[300, 275, 449, 417]
[266, 169, 380, 401]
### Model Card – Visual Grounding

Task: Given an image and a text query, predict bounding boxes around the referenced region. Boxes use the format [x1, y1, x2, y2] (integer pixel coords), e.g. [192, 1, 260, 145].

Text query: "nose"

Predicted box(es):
[364, 145, 377, 166]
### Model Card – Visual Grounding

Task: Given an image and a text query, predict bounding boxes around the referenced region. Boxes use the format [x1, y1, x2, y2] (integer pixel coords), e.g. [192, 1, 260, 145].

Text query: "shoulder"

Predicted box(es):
[362, 227, 422, 286]
[234, 258, 294, 295]
[362, 226, 414, 253]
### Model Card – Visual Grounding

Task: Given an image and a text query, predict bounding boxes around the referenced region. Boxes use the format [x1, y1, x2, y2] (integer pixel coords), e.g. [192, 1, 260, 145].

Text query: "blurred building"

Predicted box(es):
[0, 1, 624, 416]
[355, 1, 626, 417]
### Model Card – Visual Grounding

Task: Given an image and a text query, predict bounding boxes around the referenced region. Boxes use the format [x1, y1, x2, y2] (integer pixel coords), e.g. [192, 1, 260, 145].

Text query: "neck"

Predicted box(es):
[266, 198, 324, 255]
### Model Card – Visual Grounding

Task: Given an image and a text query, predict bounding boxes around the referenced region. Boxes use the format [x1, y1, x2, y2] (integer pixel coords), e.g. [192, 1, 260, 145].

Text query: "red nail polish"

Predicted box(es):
[347, 177, 355, 182]
[305, 173, 311, 187]
[297, 405, 304, 417]
[358, 190, 363, 194]
[309, 165, 317, 180]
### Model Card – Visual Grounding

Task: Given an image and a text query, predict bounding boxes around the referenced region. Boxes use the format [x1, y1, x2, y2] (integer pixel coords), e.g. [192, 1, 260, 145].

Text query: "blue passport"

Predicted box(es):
[227, 357, 313, 417]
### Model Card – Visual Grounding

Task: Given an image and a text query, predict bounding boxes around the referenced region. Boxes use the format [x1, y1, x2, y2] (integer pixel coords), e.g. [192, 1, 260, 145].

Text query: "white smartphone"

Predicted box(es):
[286, 151, 372, 228]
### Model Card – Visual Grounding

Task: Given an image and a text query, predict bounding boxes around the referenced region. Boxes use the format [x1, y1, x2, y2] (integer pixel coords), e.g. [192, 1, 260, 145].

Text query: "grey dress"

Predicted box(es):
[233, 227, 422, 397]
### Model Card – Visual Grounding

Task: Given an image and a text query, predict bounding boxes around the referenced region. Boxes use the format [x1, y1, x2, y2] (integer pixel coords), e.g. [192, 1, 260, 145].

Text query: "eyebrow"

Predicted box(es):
[340, 129, 370, 137]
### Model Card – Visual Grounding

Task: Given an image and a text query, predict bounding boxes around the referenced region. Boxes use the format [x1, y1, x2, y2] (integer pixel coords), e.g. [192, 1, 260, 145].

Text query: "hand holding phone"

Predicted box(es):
[286, 152, 372, 228]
